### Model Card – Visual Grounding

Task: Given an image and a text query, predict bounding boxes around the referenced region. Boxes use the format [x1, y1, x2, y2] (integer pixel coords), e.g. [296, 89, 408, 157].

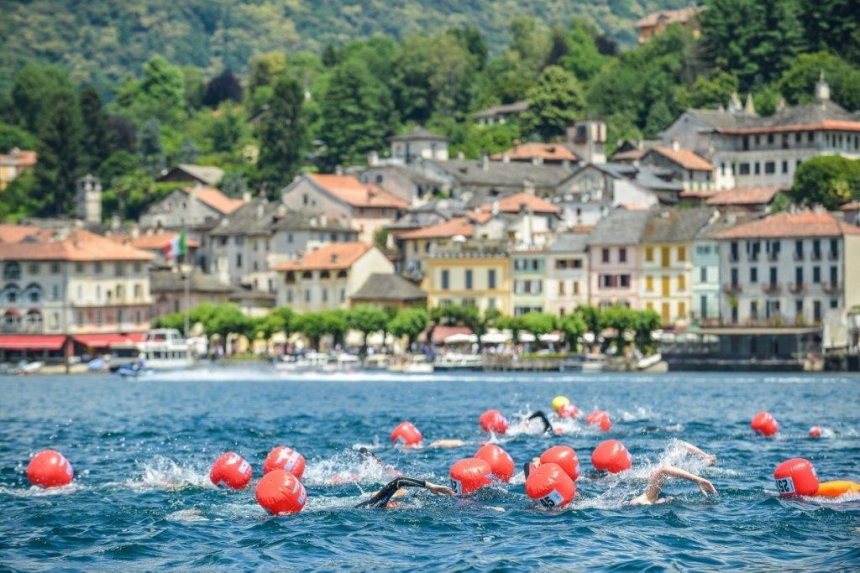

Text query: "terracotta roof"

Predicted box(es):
[308, 174, 409, 209]
[0, 149, 37, 166]
[0, 224, 42, 243]
[636, 7, 700, 28]
[0, 228, 156, 261]
[679, 190, 717, 199]
[491, 143, 578, 163]
[610, 149, 647, 162]
[274, 242, 372, 272]
[706, 186, 784, 206]
[398, 217, 474, 240]
[840, 201, 860, 211]
[108, 232, 200, 251]
[183, 187, 244, 215]
[467, 210, 494, 224]
[481, 193, 562, 215]
[714, 210, 860, 239]
[649, 147, 714, 171]
[717, 119, 860, 135]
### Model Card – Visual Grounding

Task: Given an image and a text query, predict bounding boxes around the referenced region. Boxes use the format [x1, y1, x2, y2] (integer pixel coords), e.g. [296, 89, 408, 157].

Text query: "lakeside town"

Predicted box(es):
[1, 4, 859, 374]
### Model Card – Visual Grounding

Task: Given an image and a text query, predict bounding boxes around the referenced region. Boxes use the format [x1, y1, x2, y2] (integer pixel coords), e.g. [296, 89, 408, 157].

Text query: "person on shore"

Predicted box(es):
[355, 477, 455, 508]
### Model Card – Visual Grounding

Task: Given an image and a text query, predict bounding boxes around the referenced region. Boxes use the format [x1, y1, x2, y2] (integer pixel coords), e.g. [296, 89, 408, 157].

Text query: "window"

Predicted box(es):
[796, 299, 803, 317]
[286, 289, 293, 303]
[754, 162, 760, 175]
[236, 254, 242, 268]
[731, 268, 739, 287]
[288, 233, 294, 244]
[3, 262, 20, 280]
[134, 284, 142, 299]
[700, 295, 707, 318]
[619, 275, 630, 288]
[601, 248, 609, 263]
[28, 263, 39, 275]
[678, 246, 686, 262]
[531, 260, 539, 271]
[134, 262, 142, 273]
[700, 267, 707, 283]
[795, 267, 804, 286]
[750, 267, 758, 283]
[52, 285, 59, 300]
[441, 270, 449, 290]
[646, 276, 654, 291]
[678, 301, 686, 318]
[51, 263, 60, 274]
[559, 281, 566, 295]
[305, 289, 310, 302]
[814, 300, 822, 322]
[738, 163, 750, 175]
[678, 275, 686, 292]
[764, 161, 775, 174]
[488, 269, 496, 289]
[465, 270, 473, 290]
[76, 262, 84, 273]
[253, 241, 258, 252]
[235, 237, 244, 246]
[322, 289, 328, 302]
[782, 160, 788, 174]
[769, 267, 777, 285]
[830, 266, 838, 286]
[813, 266, 821, 283]
[573, 281, 579, 295]
[94, 262, 102, 274]
[619, 248, 627, 263]
[661, 247, 670, 268]
[645, 247, 653, 262]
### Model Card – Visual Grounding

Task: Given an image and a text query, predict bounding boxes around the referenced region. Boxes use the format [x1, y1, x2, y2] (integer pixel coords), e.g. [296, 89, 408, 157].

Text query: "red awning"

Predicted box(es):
[0, 335, 66, 350]
[72, 333, 146, 348]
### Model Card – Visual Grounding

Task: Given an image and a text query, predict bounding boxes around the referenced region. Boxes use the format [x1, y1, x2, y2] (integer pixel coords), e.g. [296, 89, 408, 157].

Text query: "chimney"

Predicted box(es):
[728, 92, 742, 113]
[111, 214, 121, 232]
[532, 156, 542, 165]
[480, 152, 489, 171]
[130, 222, 139, 239]
[523, 178, 536, 195]
[320, 214, 327, 226]
[815, 71, 830, 104]
[257, 201, 265, 219]
[367, 151, 379, 166]
[242, 190, 251, 203]
[776, 97, 786, 112]
[502, 152, 510, 163]
[457, 151, 465, 160]
[335, 165, 344, 176]
[671, 139, 681, 151]
[331, 253, 339, 263]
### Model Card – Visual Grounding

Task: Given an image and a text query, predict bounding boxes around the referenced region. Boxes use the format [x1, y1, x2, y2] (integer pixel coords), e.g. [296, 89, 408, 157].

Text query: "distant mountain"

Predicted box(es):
[0, 0, 689, 93]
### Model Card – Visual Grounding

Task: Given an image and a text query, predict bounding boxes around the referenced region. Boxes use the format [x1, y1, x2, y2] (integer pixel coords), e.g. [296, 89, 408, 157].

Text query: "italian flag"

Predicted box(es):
[164, 230, 187, 261]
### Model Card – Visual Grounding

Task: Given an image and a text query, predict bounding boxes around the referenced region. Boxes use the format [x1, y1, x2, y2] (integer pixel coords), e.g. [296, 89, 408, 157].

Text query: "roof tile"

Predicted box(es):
[274, 242, 372, 271]
[309, 174, 409, 209]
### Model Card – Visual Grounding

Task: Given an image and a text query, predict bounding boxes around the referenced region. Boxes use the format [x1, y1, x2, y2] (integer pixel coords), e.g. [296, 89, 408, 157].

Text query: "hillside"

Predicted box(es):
[0, 0, 689, 93]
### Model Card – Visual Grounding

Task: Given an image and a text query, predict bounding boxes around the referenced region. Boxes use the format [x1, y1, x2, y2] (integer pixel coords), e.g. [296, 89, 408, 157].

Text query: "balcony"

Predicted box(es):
[767, 251, 780, 262]
[761, 282, 781, 295]
[810, 251, 822, 262]
[722, 283, 743, 294]
[787, 282, 806, 294]
[793, 251, 804, 261]
[822, 282, 843, 294]
[827, 250, 839, 261]
[728, 252, 739, 263]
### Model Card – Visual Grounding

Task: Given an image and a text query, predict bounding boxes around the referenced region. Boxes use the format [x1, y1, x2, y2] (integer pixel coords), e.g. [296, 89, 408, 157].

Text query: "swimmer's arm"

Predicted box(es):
[428, 439, 466, 449]
[527, 411, 553, 433]
[645, 465, 717, 503]
[677, 441, 717, 466]
[356, 477, 454, 508]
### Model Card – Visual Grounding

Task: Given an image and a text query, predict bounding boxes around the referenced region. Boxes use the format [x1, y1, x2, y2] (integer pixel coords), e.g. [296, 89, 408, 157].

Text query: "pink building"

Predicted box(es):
[586, 207, 651, 309]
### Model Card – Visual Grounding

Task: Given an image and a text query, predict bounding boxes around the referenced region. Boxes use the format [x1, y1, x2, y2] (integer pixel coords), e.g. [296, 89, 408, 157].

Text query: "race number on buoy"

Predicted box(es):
[256, 469, 307, 514]
[540, 445, 580, 481]
[525, 462, 576, 508]
[27, 450, 74, 488]
[591, 439, 632, 474]
[449, 458, 493, 495]
[474, 444, 515, 482]
[773, 458, 818, 497]
[263, 446, 306, 479]
[478, 410, 509, 434]
[390, 421, 423, 447]
[210, 452, 253, 490]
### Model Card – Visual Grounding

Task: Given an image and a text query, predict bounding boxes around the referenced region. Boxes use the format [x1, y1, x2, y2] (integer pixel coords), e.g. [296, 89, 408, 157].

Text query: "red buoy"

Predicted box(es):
[263, 446, 306, 479]
[474, 444, 515, 482]
[808, 426, 821, 438]
[751, 411, 779, 436]
[525, 462, 576, 508]
[557, 403, 579, 418]
[390, 421, 423, 447]
[773, 458, 818, 497]
[210, 452, 253, 490]
[591, 439, 632, 474]
[540, 445, 580, 481]
[478, 409, 509, 434]
[27, 450, 74, 488]
[256, 469, 307, 514]
[449, 458, 493, 495]
[586, 410, 612, 432]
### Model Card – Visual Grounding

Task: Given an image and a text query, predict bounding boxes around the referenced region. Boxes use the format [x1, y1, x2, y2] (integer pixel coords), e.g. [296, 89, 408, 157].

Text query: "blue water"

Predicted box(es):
[1, 368, 859, 571]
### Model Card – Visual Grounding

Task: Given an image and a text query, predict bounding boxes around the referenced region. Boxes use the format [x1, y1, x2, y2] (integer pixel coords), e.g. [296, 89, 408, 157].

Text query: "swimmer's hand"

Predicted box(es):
[425, 482, 456, 496]
[697, 478, 717, 497]
[704, 454, 717, 466]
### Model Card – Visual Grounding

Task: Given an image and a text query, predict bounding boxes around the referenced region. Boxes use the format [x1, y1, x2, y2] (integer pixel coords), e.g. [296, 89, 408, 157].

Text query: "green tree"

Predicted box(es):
[255, 74, 306, 195]
[207, 304, 255, 350]
[388, 308, 429, 351]
[138, 119, 165, 177]
[178, 137, 201, 164]
[97, 150, 138, 190]
[496, 315, 526, 344]
[203, 70, 243, 108]
[777, 52, 860, 111]
[800, 0, 860, 66]
[634, 310, 662, 351]
[560, 19, 613, 83]
[521, 312, 556, 339]
[791, 156, 860, 209]
[78, 86, 113, 173]
[220, 172, 248, 198]
[257, 306, 296, 339]
[294, 312, 327, 350]
[117, 56, 185, 123]
[0, 171, 42, 221]
[690, 70, 739, 109]
[35, 87, 84, 216]
[347, 304, 389, 355]
[700, 0, 805, 91]
[577, 305, 604, 335]
[0, 122, 38, 151]
[558, 313, 587, 351]
[10, 65, 71, 133]
[521, 66, 585, 140]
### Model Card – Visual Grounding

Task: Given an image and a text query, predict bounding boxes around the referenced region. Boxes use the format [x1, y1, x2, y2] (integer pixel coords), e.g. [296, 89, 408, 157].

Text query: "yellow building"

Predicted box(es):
[421, 244, 510, 315]
[0, 149, 37, 190]
[640, 209, 716, 327]
[636, 7, 702, 45]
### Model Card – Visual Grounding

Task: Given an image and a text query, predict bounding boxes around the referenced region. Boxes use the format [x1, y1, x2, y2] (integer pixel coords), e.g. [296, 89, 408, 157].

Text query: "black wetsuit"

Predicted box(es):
[527, 410, 554, 434]
[355, 477, 428, 508]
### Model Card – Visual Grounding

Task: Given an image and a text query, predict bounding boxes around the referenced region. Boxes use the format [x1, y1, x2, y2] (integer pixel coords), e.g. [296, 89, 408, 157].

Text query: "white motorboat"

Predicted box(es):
[363, 354, 390, 371]
[433, 353, 484, 371]
[388, 354, 434, 374]
[273, 351, 331, 373]
[111, 328, 195, 372]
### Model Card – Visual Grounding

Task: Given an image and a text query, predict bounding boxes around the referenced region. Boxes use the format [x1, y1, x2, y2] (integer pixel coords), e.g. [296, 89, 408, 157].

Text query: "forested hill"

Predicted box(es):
[0, 0, 688, 93]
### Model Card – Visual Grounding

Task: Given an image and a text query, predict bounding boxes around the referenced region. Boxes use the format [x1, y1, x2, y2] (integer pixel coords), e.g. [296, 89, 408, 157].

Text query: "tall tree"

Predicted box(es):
[203, 70, 243, 108]
[792, 156, 860, 209]
[521, 66, 585, 140]
[347, 304, 389, 355]
[138, 119, 165, 177]
[256, 74, 306, 195]
[35, 87, 84, 216]
[777, 52, 860, 111]
[78, 86, 113, 173]
[320, 60, 397, 169]
[800, 0, 860, 66]
[10, 65, 71, 133]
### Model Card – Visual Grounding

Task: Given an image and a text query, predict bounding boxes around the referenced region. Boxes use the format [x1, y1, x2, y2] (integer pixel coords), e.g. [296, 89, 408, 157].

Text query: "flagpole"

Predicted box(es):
[182, 227, 190, 339]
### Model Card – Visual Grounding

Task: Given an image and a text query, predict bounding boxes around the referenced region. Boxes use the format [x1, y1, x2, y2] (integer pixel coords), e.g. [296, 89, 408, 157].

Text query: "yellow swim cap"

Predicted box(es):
[552, 396, 570, 410]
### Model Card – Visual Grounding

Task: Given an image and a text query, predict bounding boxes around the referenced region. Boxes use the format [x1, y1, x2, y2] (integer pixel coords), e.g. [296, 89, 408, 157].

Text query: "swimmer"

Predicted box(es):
[526, 411, 555, 434]
[627, 465, 717, 505]
[355, 477, 455, 508]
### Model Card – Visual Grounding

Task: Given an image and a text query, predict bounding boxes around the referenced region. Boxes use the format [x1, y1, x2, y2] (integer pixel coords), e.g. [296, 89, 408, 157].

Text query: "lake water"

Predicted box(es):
[2, 368, 859, 570]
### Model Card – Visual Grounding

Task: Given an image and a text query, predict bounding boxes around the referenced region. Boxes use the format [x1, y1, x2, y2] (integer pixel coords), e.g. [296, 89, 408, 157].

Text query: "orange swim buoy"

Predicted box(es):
[263, 446, 306, 479]
[586, 410, 612, 432]
[210, 452, 253, 490]
[540, 445, 580, 481]
[27, 450, 74, 488]
[390, 421, 423, 447]
[773, 458, 818, 497]
[449, 458, 493, 495]
[557, 404, 579, 419]
[474, 444, 515, 482]
[591, 439, 632, 474]
[525, 462, 576, 508]
[478, 410, 509, 434]
[256, 469, 307, 514]
[815, 480, 860, 497]
[808, 426, 822, 438]
[751, 411, 779, 436]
